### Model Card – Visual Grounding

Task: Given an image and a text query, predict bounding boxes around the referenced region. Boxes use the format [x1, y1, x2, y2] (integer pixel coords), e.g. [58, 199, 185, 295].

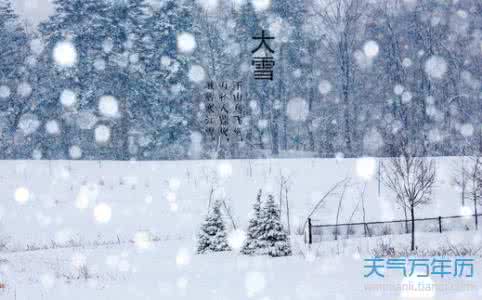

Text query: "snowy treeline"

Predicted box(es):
[0, 0, 481, 160]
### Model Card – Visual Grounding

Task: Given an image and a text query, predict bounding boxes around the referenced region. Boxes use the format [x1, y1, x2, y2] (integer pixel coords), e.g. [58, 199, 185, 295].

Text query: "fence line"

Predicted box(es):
[306, 213, 481, 244]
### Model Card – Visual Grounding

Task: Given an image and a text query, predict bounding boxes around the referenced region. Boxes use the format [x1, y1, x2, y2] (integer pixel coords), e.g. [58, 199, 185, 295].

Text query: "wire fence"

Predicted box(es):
[306, 213, 481, 244]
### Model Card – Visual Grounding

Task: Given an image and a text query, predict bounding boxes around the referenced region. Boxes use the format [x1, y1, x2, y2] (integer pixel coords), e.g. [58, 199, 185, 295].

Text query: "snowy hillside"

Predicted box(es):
[0, 157, 471, 250]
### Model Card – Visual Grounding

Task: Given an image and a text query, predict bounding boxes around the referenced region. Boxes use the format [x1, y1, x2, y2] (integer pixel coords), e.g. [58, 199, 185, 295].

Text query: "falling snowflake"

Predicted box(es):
[318, 80, 332, 95]
[17, 82, 32, 98]
[188, 65, 206, 83]
[145, 195, 153, 204]
[94, 203, 112, 223]
[60, 89, 78, 108]
[401, 91, 412, 104]
[286, 97, 309, 121]
[30, 38, 45, 55]
[402, 58, 413, 68]
[257, 119, 268, 129]
[363, 40, 379, 58]
[15, 187, 30, 204]
[356, 157, 377, 181]
[169, 178, 181, 191]
[134, 231, 152, 250]
[227, 229, 247, 251]
[95, 125, 111, 144]
[32, 149, 42, 160]
[249, 100, 258, 111]
[424, 55, 447, 79]
[102, 39, 114, 53]
[45, 120, 61, 135]
[76, 184, 98, 209]
[217, 162, 233, 178]
[460, 206, 473, 217]
[160, 56, 171, 67]
[98, 96, 119, 118]
[177, 32, 196, 54]
[18, 113, 40, 136]
[0, 85, 11, 99]
[53, 41, 78, 67]
[251, 0, 271, 12]
[69, 145, 82, 159]
[93, 58, 106, 71]
[175, 248, 192, 266]
[393, 84, 404, 95]
[196, 0, 218, 12]
[460, 123, 474, 137]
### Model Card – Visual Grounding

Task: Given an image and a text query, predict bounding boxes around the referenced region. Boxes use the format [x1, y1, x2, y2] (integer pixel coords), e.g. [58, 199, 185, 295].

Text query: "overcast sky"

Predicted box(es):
[12, 0, 54, 25]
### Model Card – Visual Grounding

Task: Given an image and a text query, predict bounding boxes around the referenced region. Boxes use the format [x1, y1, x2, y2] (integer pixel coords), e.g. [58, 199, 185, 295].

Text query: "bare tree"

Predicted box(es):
[334, 179, 350, 240]
[278, 170, 292, 234]
[382, 154, 436, 251]
[453, 156, 482, 230]
[310, 0, 364, 155]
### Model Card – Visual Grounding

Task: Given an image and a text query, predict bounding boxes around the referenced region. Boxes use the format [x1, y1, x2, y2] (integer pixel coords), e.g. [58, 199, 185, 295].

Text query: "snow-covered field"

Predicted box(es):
[0, 157, 481, 299]
[0, 157, 471, 250]
[0, 232, 480, 300]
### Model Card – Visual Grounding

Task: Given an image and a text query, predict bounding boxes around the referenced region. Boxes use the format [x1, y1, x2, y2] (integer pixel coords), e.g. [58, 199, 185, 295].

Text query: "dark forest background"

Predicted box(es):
[0, 0, 481, 160]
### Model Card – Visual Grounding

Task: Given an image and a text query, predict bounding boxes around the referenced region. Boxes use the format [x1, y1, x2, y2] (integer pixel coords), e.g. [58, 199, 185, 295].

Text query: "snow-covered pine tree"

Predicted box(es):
[0, 0, 31, 159]
[241, 189, 263, 255]
[197, 200, 230, 254]
[37, 0, 112, 159]
[140, 0, 194, 160]
[258, 194, 292, 257]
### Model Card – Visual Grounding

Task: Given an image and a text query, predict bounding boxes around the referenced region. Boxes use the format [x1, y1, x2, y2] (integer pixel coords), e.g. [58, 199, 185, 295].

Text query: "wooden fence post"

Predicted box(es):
[438, 216, 442, 233]
[308, 218, 313, 245]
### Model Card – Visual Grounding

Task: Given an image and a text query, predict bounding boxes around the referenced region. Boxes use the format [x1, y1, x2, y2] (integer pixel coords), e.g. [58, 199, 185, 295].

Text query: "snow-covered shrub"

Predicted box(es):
[372, 239, 481, 258]
[257, 194, 292, 257]
[371, 239, 396, 257]
[196, 200, 230, 254]
[78, 265, 91, 280]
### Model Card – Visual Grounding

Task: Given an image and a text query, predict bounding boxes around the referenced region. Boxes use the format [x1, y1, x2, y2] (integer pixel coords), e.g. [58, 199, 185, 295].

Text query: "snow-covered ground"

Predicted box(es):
[0, 158, 481, 299]
[0, 157, 473, 250]
[0, 232, 480, 300]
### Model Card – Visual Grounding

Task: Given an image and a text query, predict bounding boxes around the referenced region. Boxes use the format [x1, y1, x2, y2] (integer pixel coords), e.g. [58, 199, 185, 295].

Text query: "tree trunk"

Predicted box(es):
[474, 194, 479, 230]
[410, 204, 415, 251]
[403, 205, 409, 234]
[285, 186, 290, 235]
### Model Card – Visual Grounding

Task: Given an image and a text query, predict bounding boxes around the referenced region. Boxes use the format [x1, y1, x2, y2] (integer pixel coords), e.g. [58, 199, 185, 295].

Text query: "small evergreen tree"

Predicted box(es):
[258, 194, 292, 257]
[241, 189, 263, 255]
[197, 200, 230, 254]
